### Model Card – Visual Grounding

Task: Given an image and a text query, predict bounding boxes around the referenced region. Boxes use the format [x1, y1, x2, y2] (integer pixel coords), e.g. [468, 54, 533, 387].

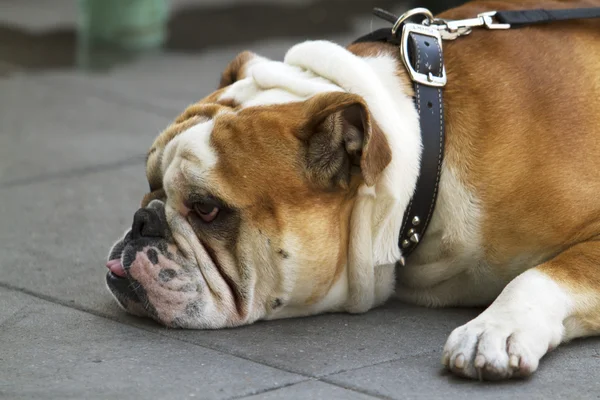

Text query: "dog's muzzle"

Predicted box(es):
[105, 200, 170, 318]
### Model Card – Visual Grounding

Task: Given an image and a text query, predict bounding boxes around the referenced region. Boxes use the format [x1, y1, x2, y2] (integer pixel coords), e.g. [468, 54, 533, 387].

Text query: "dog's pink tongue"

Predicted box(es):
[106, 259, 126, 278]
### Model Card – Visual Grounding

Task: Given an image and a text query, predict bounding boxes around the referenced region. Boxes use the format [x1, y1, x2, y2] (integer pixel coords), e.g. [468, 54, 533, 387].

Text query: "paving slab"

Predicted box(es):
[325, 341, 600, 400]
[0, 164, 148, 315]
[0, 75, 169, 185]
[0, 286, 304, 400]
[241, 380, 379, 400]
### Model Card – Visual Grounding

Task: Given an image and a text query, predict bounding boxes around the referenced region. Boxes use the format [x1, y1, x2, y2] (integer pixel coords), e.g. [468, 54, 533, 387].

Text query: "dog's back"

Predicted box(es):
[438, 0, 600, 267]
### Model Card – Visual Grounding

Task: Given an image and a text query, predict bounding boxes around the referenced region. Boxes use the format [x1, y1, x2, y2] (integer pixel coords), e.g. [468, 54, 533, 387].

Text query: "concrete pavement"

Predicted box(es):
[1, 1, 599, 399]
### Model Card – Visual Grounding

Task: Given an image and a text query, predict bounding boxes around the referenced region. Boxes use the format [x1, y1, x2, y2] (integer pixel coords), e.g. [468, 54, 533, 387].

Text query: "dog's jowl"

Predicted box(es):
[105, 0, 600, 381]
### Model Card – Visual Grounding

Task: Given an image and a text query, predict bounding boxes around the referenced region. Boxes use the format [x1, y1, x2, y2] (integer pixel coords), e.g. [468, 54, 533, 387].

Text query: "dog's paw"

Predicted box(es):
[441, 314, 562, 380]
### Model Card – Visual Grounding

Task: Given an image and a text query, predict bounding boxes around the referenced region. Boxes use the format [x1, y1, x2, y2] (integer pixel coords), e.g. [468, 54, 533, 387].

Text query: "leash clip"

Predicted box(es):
[479, 11, 512, 30]
[431, 11, 511, 40]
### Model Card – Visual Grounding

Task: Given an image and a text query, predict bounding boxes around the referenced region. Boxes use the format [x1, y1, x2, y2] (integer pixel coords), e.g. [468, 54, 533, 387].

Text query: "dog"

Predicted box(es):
[105, 0, 600, 380]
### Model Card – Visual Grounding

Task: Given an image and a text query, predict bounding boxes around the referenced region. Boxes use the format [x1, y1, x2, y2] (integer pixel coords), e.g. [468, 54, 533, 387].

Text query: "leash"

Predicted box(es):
[353, 6, 600, 263]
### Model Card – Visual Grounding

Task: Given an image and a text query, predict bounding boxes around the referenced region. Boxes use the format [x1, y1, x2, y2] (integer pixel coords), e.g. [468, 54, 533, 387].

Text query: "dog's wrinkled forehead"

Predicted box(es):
[143, 52, 345, 203]
[144, 116, 216, 208]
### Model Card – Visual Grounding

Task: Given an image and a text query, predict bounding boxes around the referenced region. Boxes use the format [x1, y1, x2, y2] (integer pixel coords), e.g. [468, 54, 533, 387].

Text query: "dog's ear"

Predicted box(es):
[298, 92, 391, 189]
[219, 51, 256, 88]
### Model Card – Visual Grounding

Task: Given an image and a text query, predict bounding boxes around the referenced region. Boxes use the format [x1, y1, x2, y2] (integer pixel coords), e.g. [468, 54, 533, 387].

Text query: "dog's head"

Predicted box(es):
[106, 43, 418, 328]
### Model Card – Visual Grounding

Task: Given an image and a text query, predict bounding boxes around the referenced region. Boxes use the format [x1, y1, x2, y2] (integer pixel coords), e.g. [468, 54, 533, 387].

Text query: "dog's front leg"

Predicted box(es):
[442, 241, 600, 380]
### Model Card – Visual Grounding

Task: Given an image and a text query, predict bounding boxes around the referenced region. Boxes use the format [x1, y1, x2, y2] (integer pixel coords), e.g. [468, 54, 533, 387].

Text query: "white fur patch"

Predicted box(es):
[396, 166, 485, 303]
[268, 270, 349, 320]
[162, 119, 217, 189]
[443, 269, 573, 379]
[219, 58, 342, 108]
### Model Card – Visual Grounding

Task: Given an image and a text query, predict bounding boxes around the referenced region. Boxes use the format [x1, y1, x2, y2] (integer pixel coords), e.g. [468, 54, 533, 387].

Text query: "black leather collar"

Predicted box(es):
[353, 20, 446, 261]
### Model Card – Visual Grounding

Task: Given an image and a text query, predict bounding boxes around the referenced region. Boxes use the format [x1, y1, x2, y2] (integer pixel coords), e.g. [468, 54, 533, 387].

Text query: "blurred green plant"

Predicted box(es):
[77, 0, 169, 50]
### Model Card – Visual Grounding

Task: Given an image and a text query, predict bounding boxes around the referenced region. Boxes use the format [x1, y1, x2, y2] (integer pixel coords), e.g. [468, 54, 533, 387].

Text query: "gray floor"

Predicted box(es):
[2, 1, 600, 399]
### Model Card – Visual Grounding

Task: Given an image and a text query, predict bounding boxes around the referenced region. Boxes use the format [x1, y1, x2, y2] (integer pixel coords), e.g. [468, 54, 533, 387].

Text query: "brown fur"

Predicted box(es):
[431, 0, 600, 333]
[141, 188, 166, 208]
[435, 0, 600, 279]
[205, 94, 390, 304]
[300, 92, 392, 187]
[219, 51, 255, 88]
[538, 241, 600, 335]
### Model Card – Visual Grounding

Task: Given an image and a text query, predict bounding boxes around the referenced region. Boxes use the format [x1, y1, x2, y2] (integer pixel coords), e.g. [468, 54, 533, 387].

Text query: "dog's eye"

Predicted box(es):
[193, 202, 220, 223]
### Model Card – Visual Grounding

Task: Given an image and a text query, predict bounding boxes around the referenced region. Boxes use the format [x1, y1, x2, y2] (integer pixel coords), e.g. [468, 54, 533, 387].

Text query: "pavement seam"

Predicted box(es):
[0, 154, 146, 189]
[145, 330, 438, 387]
[319, 349, 442, 379]
[318, 350, 444, 400]
[226, 377, 390, 400]
[0, 281, 133, 322]
[0, 71, 170, 190]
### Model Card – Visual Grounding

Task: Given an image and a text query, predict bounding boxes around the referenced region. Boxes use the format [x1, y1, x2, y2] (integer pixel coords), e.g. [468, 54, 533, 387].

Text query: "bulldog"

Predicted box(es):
[105, 0, 600, 381]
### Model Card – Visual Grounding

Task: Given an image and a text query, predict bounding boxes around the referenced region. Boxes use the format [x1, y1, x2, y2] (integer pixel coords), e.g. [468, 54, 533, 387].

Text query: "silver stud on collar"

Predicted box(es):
[410, 232, 420, 244]
[402, 239, 411, 248]
[412, 216, 420, 226]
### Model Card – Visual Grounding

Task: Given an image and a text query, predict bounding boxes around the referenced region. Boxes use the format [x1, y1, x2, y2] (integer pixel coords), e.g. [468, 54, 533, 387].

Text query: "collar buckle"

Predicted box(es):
[400, 23, 447, 87]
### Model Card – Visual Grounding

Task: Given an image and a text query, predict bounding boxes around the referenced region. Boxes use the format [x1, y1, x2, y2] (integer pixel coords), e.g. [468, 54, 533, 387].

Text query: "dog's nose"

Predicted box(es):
[131, 207, 166, 240]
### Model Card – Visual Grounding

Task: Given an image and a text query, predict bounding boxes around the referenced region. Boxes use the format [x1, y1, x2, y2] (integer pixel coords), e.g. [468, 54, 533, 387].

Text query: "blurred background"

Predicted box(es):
[1, 0, 466, 74]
